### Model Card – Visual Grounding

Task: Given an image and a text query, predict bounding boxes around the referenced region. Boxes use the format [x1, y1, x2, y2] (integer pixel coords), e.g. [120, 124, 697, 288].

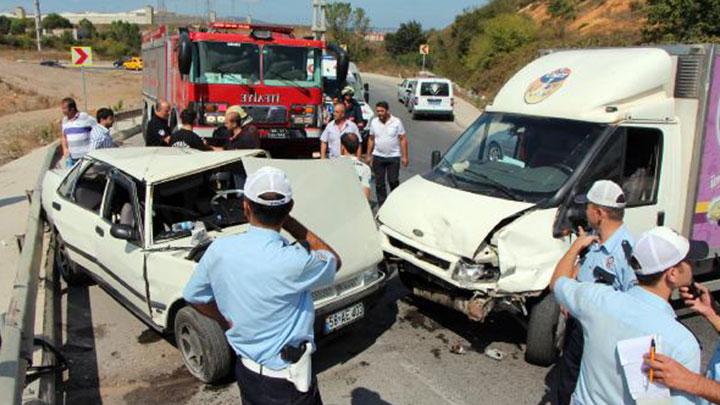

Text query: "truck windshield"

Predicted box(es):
[194, 42, 261, 85]
[427, 112, 606, 203]
[263, 45, 321, 88]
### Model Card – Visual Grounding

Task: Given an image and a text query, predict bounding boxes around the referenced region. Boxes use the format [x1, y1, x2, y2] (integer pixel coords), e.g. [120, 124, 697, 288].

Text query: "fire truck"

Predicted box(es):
[141, 22, 349, 157]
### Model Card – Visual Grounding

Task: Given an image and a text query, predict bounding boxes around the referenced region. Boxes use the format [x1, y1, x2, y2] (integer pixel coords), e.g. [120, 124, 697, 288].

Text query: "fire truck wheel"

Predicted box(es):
[174, 306, 234, 383]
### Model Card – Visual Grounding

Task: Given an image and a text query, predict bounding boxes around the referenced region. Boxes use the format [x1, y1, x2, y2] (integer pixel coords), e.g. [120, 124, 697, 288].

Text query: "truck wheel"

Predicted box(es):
[174, 307, 233, 383]
[53, 231, 90, 286]
[525, 293, 564, 366]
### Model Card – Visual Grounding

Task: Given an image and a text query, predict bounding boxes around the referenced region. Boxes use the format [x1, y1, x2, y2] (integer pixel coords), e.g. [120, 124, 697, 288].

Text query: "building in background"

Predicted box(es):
[1, 6, 154, 26]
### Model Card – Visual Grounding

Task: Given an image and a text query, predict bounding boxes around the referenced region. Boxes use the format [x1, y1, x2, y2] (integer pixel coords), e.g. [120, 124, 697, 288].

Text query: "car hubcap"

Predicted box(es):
[179, 324, 204, 375]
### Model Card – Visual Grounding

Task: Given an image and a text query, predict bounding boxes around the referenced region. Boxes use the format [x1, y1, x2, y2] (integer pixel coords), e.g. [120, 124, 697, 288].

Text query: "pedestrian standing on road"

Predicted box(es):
[552, 180, 636, 405]
[223, 106, 261, 150]
[89, 108, 116, 150]
[168, 109, 216, 151]
[340, 133, 372, 200]
[550, 226, 705, 404]
[365, 101, 408, 207]
[145, 100, 172, 147]
[183, 166, 341, 405]
[320, 103, 361, 159]
[60, 97, 95, 168]
[644, 281, 720, 404]
[341, 86, 364, 131]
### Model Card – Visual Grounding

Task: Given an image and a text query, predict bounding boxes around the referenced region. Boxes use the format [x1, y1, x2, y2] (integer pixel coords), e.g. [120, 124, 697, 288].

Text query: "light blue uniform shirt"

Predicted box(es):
[700, 344, 720, 405]
[576, 224, 636, 291]
[555, 277, 701, 405]
[183, 226, 337, 370]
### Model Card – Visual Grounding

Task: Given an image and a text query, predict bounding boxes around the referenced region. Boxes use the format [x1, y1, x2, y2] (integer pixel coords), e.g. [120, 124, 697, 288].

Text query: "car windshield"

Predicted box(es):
[425, 112, 607, 203]
[194, 41, 261, 85]
[263, 45, 321, 88]
[420, 81, 450, 96]
[151, 161, 248, 243]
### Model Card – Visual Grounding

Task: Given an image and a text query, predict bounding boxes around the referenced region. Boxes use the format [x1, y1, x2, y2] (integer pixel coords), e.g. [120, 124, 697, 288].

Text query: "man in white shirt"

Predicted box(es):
[320, 103, 361, 159]
[60, 97, 95, 168]
[366, 101, 408, 206]
[340, 133, 371, 200]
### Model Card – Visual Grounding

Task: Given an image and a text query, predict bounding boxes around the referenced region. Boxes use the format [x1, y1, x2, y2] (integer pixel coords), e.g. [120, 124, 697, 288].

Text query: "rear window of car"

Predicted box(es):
[420, 82, 450, 97]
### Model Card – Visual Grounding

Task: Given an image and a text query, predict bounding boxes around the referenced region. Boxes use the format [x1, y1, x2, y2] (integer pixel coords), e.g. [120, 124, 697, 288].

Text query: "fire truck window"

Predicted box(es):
[195, 42, 260, 85]
[263, 46, 321, 88]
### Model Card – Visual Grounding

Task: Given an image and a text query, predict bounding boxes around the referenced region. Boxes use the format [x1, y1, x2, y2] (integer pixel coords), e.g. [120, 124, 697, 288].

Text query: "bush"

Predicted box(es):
[9, 18, 28, 35]
[464, 14, 537, 71]
[42, 13, 73, 30]
[643, 0, 720, 42]
[0, 16, 11, 35]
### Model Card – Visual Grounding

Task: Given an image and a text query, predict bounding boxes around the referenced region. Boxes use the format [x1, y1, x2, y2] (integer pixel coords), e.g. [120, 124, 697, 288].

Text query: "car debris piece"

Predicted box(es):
[484, 347, 506, 361]
[450, 341, 468, 355]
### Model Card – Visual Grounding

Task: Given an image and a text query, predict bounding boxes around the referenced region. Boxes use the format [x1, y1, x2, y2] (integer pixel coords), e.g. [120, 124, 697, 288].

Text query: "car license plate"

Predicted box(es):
[428, 99, 441, 105]
[324, 302, 365, 333]
[267, 129, 289, 139]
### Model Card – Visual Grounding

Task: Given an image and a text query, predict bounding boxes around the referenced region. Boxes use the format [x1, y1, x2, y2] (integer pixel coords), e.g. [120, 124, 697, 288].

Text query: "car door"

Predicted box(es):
[52, 160, 111, 273]
[398, 80, 408, 101]
[94, 169, 151, 317]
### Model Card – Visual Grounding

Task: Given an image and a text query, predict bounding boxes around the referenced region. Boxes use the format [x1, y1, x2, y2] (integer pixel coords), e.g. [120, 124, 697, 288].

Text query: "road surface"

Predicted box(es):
[50, 74, 719, 405]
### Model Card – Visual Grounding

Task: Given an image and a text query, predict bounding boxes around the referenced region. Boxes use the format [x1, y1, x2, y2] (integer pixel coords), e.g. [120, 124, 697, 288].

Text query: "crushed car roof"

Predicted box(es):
[87, 147, 263, 183]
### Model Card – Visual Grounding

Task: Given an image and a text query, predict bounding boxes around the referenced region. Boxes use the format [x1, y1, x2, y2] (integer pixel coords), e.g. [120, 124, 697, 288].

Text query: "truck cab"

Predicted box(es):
[378, 45, 720, 366]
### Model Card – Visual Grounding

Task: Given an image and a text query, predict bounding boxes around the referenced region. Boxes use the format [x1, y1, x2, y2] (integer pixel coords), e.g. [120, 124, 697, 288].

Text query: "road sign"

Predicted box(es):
[419, 44, 430, 55]
[71, 46, 93, 66]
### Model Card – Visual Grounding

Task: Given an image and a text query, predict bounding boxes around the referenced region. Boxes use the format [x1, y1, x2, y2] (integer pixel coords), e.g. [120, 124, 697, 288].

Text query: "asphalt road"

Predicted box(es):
[59, 75, 719, 405]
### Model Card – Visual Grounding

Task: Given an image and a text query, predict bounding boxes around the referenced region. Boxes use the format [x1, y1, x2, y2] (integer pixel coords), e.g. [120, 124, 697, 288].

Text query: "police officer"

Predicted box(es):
[341, 85, 364, 129]
[550, 226, 705, 404]
[183, 166, 341, 405]
[552, 180, 637, 405]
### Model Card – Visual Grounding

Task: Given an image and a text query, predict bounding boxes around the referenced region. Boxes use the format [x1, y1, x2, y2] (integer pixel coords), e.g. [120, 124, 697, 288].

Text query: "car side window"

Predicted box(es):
[103, 174, 143, 245]
[58, 162, 85, 199]
[72, 162, 111, 213]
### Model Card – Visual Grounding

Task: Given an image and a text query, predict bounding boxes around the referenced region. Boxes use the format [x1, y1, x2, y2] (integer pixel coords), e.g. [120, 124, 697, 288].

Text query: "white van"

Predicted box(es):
[378, 45, 720, 366]
[406, 77, 454, 120]
[322, 57, 374, 126]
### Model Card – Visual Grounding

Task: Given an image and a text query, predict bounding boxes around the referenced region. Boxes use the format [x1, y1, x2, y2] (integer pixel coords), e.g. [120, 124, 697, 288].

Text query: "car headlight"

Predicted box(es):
[206, 115, 217, 123]
[451, 260, 499, 284]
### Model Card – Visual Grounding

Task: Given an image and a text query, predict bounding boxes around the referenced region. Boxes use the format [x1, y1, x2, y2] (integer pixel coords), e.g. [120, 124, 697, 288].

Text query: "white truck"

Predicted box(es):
[378, 44, 720, 366]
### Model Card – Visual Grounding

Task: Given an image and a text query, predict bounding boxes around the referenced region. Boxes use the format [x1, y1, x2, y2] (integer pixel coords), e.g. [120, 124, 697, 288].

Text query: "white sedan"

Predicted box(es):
[42, 147, 388, 383]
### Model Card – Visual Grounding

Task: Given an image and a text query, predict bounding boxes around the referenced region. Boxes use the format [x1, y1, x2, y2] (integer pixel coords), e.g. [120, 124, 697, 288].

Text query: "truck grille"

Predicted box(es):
[312, 274, 364, 303]
[674, 54, 704, 99]
[387, 236, 451, 270]
[243, 105, 288, 125]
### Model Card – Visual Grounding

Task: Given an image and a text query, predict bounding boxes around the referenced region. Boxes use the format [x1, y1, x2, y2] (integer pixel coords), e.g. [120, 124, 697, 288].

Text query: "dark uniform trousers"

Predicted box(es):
[236, 358, 323, 405]
[553, 316, 584, 405]
[372, 156, 401, 206]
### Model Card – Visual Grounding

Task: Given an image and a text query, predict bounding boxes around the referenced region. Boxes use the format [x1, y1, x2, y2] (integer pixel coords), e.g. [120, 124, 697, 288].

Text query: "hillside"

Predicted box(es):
[521, 0, 645, 36]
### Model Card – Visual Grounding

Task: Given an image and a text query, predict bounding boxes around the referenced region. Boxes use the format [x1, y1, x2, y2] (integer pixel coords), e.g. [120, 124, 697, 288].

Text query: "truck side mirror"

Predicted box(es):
[364, 83, 369, 92]
[431, 150, 442, 167]
[110, 224, 138, 241]
[178, 33, 192, 76]
[364, 90, 370, 103]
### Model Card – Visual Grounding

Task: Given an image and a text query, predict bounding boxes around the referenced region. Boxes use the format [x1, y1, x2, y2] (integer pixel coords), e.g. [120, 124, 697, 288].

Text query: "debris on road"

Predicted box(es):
[484, 347, 506, 361]
[449, 341, 468, 355]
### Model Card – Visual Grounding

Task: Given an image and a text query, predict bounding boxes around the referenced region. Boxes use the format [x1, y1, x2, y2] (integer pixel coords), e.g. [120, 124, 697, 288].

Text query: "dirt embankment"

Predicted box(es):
[0, 56, 142, 165]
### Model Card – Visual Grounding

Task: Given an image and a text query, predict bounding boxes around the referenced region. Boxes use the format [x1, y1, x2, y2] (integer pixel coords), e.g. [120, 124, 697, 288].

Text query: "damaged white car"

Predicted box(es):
[42, 147, 387, 382]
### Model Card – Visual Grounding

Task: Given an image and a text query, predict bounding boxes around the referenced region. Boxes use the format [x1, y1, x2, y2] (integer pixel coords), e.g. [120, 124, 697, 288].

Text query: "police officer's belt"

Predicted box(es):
[240, 357, 290, 379]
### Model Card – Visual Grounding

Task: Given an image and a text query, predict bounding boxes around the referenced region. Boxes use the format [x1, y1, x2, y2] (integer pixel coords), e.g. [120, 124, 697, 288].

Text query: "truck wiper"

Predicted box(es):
[461, 168, 523, 201]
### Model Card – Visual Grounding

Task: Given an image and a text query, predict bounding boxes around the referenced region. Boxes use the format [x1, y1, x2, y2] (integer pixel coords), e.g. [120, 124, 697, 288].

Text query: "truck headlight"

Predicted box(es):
[451, 260, 499, 284]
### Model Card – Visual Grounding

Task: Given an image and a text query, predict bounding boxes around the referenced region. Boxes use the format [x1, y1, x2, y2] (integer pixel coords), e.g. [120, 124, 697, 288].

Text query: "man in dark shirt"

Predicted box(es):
[146, 100, 172, 147]
[169, 109, 214, 151]
[342, 86, 364, 130]
[224, 107, 261, 150]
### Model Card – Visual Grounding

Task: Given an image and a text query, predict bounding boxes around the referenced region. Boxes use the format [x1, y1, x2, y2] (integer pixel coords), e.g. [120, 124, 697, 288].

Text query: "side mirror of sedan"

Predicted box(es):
[110, 224, 138, 241]
[431, 150, 442, 168]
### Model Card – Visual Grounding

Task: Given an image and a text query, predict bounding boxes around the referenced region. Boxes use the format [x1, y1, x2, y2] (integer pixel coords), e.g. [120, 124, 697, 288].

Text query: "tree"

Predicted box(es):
[9, 18, 28, 35]
[104, 21, 141, 53]
[42, 13, 72, 30]
[548, 0, 577, 21]
[385, 20, 426, 56]
[325, 2, 371, 60]
[77, 18, 97, 40]
[643, 0, 720, 42]
[0, 16, 11, 35]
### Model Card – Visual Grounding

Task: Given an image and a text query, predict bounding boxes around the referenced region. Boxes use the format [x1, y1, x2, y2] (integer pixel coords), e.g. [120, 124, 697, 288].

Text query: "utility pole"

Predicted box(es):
[33, 0, 42, 52]
[311, 0, 327, 41]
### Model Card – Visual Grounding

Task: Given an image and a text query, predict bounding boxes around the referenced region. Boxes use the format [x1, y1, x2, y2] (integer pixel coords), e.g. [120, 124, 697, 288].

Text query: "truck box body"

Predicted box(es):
[377, 44, 720, 364]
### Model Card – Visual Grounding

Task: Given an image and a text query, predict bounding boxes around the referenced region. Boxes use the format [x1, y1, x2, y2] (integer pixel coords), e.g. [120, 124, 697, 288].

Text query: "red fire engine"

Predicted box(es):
[141, 22, 348, 157]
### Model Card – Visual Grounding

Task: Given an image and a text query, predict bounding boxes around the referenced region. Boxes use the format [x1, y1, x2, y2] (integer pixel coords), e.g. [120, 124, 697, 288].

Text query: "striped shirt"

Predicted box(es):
[89, 124, 115, 150]
[62, 112, 95, 159]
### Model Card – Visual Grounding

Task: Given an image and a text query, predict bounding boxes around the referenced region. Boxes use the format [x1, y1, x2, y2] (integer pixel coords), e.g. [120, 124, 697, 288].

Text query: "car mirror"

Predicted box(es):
[110, 224, 138, 241]
[364, 91, 370, 103]
[431, 150, 442, 168]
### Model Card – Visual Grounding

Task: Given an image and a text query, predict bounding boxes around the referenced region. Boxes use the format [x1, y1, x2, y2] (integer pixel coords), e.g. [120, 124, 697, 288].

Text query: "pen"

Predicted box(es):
[649, 338, 656, 385]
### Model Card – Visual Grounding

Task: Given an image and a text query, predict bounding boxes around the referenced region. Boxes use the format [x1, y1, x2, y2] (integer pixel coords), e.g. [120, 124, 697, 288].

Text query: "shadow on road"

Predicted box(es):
[61, 284, 102, 404]
[314, 277, 402, 374]
[350, 387, 393, 405]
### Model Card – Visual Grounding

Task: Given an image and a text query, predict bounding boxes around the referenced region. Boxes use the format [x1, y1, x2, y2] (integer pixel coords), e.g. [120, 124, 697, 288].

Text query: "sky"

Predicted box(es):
[2, 0, 487, 30]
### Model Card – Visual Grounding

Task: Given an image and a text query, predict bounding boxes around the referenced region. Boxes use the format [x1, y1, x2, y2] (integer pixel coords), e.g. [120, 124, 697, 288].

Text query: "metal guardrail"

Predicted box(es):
[0, 108, 144, 404]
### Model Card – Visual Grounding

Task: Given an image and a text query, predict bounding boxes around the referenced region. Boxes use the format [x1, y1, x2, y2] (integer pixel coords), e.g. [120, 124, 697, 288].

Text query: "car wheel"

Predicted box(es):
[525, 293, 565, 366]
[411, 111, 419, 120]
[174, 306, 234, 383]
[53, 231, 90, 285]
[487, 142, 503, 162]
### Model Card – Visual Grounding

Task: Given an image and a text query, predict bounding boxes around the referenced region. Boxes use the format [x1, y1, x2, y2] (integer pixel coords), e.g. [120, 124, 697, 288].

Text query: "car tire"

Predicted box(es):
[525, 293, 564, 367]
[174, 306, 234, 383]
[53, 231, 90, 286]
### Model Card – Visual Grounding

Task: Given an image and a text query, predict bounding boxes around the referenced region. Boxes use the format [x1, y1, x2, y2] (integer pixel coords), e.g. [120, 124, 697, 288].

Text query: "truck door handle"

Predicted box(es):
[52, 202, 61, 211]
[95, 226, 104, 237]
[657, 211, 665, 226]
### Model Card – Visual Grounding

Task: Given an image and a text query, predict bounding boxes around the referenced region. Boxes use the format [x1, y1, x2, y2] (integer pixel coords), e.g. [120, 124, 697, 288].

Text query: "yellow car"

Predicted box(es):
[123, 57, 143, 71]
